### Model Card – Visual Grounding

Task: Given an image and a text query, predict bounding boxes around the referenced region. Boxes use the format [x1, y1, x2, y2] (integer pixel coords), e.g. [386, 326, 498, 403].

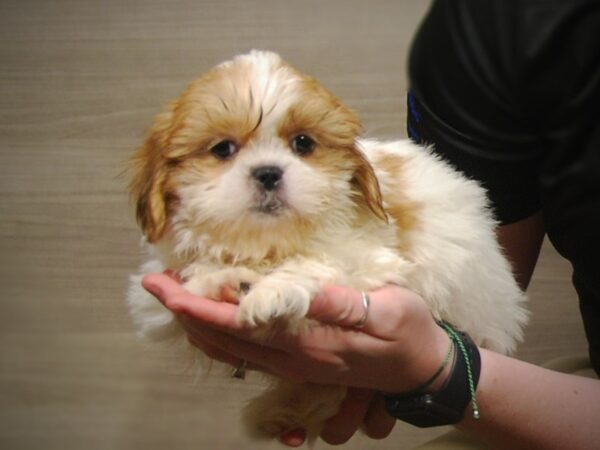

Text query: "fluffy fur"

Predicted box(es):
[127, 50, 528, 440]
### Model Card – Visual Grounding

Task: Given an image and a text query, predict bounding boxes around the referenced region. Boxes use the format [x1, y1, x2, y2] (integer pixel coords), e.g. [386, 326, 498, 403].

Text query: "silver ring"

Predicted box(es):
[231, 360, 247, 379]
[355, 292, 370, 328]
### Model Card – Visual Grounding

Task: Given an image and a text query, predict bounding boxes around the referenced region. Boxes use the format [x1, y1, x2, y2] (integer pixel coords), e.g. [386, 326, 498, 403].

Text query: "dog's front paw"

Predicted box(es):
[184, 267, 261, 303]
[237, 281, 311, 330]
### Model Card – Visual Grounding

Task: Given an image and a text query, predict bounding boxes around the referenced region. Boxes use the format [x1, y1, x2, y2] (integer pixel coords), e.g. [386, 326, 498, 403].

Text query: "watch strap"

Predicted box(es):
[384, 324, 481, 427]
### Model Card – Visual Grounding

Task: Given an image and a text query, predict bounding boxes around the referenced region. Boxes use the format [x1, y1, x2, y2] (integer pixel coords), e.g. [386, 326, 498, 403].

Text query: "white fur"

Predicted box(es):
[128, 50, 528, 441]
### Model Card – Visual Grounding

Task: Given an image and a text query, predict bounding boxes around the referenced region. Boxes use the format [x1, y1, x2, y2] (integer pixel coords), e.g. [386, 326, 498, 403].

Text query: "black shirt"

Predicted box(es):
[407, 0, 600, 375]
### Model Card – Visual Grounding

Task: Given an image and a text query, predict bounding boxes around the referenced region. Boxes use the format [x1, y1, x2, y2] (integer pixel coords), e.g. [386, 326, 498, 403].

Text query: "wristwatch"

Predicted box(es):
[384, 325, 481, 427]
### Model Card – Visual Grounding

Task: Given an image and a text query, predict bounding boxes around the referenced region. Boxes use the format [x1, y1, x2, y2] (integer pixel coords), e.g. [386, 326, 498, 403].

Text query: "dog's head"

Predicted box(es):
[130, 51, 386, 260]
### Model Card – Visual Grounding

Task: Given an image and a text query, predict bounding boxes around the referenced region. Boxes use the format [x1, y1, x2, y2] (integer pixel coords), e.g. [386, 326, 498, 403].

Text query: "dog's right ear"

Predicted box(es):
[351, 146, 388, 223]
[129, 108, 175, 243]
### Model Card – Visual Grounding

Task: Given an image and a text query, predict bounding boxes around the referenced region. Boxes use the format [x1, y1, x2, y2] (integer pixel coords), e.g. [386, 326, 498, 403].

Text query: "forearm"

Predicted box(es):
[458, 349, 600, 450]
[496, 213, 545, 291]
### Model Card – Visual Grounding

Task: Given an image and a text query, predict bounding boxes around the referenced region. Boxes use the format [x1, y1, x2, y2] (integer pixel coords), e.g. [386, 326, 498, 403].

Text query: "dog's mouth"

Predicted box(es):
[252, 191, 287, 216]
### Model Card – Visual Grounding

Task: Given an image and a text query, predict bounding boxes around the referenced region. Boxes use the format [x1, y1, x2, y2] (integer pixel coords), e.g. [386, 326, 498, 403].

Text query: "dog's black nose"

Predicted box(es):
[252, 166, 283, 191]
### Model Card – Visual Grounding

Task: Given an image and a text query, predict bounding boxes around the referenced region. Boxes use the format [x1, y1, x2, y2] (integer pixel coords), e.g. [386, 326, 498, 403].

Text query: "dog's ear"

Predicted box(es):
[129, 108, 175, 243]
[351, 147, 388, 222]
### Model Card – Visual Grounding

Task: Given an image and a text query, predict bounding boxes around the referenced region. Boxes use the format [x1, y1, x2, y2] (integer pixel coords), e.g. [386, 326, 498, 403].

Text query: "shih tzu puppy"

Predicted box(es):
[127, 50, 527, 441]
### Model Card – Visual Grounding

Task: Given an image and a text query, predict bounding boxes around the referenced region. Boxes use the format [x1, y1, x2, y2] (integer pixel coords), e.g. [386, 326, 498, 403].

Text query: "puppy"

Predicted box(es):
[127, 50, 527, 441]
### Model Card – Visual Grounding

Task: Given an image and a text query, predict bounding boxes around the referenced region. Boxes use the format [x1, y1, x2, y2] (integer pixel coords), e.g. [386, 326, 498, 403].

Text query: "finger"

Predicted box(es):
[142, 272, 241, 333]
[309, 284, 423, 340]
[309, 285, 385, 334]
[309, 285, 365, 327]
[219, 284, 240, 304]
[186, 323, 300, 380]
[279, 429, 307, 447]
[185, 331, 247, 370]
[363, 394, 396, 440]
[320, 388, 373, 445]
[184, 326, 278, 379]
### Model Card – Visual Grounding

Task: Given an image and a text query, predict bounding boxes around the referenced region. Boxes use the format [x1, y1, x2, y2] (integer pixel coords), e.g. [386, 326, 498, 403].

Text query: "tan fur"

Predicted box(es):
[129, 108, 177, 242]
[372, 151, 421, 251]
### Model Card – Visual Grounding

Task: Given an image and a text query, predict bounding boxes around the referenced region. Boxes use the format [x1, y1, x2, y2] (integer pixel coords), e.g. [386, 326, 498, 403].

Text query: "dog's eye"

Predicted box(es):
[210, 140, 238, 160]
[291, 134, 316, 156]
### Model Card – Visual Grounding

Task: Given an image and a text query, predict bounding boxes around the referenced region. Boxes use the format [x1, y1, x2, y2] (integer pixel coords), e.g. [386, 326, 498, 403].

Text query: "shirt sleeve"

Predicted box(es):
[407, 0, 544, 225]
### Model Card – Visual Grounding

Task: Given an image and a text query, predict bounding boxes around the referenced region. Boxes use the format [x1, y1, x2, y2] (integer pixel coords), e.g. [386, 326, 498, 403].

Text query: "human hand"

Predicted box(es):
[142, 273, 451, 444]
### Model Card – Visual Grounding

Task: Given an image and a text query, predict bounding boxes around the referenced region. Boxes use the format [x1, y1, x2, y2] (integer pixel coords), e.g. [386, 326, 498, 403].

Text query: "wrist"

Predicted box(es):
[425, 328, 454, 393]
[383, 318, 454, 394]
[403, 320, 454, 394]
[384, 321, 482, 428]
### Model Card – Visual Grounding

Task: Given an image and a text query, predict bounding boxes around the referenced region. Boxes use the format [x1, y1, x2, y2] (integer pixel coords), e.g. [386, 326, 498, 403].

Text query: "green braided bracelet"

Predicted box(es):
[437, 320, 481, 419]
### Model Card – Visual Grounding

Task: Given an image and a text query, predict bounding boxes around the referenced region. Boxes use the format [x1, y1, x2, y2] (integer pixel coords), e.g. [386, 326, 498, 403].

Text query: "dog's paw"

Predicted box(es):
[184, 267, 261, 303]
[237, 281, 311, 329]
[242, 382, 346, 441]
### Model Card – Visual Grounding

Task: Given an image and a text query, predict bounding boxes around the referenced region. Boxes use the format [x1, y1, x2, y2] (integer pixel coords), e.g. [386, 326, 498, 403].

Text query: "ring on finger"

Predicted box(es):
[231, 359, 247, 379]
[354, 292, 370, 328]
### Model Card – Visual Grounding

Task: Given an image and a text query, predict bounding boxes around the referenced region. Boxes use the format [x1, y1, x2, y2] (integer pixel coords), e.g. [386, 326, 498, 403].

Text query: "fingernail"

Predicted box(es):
[279, 428, 306, 447]
[164, 269, 182, 282]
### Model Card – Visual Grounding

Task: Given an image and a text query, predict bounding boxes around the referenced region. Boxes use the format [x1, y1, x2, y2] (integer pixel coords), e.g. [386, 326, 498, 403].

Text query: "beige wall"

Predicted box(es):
[0, 1, 587, 449]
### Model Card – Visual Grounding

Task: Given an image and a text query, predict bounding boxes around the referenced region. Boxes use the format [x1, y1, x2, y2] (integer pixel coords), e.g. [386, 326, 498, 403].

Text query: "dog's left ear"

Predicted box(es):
[351, 148, 388, 222]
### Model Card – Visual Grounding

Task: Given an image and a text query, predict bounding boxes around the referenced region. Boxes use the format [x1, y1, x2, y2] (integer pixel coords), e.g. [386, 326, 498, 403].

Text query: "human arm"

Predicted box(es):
[496, 212, 545, 291]
[456, 348, 600, 450]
